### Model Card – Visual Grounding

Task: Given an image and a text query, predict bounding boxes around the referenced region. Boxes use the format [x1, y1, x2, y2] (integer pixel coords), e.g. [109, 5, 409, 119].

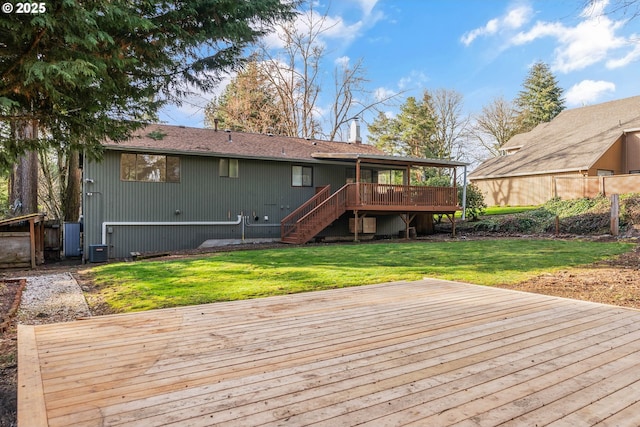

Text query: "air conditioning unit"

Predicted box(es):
[89, 244, 108, 263]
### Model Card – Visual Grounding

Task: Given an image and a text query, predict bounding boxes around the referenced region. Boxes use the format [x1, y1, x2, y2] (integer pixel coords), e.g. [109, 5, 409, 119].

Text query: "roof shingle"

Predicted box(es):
[470, 95, 640, 179]
[104, 124, 384, 162]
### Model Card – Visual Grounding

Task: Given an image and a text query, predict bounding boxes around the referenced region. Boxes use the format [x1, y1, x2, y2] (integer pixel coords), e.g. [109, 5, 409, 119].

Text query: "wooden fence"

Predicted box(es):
[554, 174, 640, 199]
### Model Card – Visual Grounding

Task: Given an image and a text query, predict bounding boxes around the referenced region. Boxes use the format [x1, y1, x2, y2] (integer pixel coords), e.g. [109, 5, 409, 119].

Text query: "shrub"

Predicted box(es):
[459, 182, 487, 221]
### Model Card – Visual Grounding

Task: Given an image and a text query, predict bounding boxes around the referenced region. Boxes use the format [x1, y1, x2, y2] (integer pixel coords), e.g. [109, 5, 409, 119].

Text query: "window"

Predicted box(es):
[219, 158, 239, 178]
[292, 165, 313, 187]
[596, 169, 614, 176]
[120, 153, 180, 182]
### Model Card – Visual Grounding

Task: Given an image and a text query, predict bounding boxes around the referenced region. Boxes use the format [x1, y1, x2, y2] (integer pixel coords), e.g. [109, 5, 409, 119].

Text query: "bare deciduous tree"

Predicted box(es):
[431, 88, 470, 162]
[472, 96, 523, 157]
[250, 1, 399, 140]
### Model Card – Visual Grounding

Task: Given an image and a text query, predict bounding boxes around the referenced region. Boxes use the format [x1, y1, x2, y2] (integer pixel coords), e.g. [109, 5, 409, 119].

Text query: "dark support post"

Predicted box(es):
[400, 213, 416, 239]
[354, 210, 359, 242]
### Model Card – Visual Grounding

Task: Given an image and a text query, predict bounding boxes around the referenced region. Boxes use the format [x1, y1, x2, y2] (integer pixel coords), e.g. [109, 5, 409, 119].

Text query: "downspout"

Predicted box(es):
[101, 215, 243, 245]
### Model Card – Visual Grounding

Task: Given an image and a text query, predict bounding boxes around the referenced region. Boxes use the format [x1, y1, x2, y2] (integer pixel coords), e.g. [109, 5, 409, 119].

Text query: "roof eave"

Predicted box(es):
[311, 153, 468, 167]
[102, 143, 323, 164]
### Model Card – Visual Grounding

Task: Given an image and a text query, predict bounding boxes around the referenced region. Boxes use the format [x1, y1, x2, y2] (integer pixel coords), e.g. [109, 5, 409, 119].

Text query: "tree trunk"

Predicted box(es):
[10, 121, 39, 215]
[63, 150, 82, 222]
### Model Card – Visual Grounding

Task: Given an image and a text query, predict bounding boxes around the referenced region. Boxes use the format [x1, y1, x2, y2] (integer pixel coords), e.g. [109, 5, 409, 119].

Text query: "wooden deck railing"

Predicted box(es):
[281, 184, 348, 244]
[281, 185, 332, 242]
[281, 183, 459, 244]
[346, 183, 458, 209]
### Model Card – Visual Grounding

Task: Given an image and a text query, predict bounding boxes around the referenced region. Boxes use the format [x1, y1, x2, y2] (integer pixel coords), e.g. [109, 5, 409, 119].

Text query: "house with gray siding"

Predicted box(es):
[82, 123, 466, 260]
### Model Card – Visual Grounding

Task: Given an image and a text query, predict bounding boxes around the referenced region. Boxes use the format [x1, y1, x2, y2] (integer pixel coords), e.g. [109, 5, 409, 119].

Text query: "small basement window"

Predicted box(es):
[219, 158, 239, 178]
[292, 165, 313, 187]
[120, 153, 180, 182]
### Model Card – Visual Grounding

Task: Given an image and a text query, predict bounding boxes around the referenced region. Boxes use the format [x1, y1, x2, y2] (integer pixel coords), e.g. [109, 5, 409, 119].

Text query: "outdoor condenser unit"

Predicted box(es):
[89, 244, 108, 263]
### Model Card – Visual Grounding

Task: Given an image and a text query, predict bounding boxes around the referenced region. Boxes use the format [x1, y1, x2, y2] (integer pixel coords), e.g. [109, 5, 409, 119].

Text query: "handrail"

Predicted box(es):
[281, 185, 331, 240]
[346, 183, 458, 208]
[281, 184, 349, 244]
[282, 183, 459, 244]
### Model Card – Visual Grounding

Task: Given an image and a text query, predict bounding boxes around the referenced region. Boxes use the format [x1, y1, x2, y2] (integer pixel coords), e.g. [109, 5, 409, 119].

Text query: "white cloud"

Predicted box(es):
[397, 70, 429, 90]
[565, 80, 616, 106]
[510, 0, 633, 73]
[374, 87, 397, 102]
[353, 0, 380, 17]
[462, 0, 639, 74]
[461, 4, 533, 46]
[335, 55, 351, 67]
[263, 2, 383, 51]
[607, 40, 640, 68]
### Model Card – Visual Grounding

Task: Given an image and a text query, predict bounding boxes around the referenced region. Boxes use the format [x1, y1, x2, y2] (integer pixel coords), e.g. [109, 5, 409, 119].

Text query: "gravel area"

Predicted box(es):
[16, 273, 91, 325]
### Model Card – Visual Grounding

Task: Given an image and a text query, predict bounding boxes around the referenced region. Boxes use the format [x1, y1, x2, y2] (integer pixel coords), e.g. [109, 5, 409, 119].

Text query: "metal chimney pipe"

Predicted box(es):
[349, 118, 362, 144]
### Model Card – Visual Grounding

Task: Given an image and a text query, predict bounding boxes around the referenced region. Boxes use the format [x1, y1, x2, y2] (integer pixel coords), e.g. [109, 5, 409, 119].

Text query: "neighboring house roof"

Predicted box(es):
[103, 124, 384, 163]
[470, 95, 640, 179]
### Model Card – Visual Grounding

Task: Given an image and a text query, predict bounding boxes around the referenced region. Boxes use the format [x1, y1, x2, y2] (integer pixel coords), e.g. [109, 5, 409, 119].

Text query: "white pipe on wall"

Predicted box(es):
[101, 215, 244, 245]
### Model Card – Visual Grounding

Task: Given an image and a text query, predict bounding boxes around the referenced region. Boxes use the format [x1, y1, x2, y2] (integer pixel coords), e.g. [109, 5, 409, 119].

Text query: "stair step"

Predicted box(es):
[280, 187, 348, 244]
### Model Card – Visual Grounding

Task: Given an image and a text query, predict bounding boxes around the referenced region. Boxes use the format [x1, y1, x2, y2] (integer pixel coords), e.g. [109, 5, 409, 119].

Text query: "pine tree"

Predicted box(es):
[0, 0, 296, 217]
[367, 111, 403, 156]
[204, 60, 284, 134]
[0, 0, 296, 166]
[516, 61, 565, 132]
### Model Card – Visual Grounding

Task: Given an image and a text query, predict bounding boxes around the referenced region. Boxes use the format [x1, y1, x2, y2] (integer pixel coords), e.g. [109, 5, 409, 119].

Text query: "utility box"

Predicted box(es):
[349, 217, 376, 233]
[89, 244, 108, 263]
[63, 222, 82, 257]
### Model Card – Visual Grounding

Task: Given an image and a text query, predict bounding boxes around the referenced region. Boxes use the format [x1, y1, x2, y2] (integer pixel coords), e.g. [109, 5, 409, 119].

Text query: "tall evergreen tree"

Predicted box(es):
[1, 0, 296, 164]
[0, 0, 296, 217]
[367, 111, 403, 156]
[367, 92, 437, 159]
[204, 60, 284, 134]
[515, 61, 565, 132]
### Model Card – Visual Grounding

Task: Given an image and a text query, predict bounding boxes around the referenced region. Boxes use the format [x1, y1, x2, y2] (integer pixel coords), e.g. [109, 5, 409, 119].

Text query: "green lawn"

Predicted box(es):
[482, 205, 541, 216]
[89, 239, 633, 312]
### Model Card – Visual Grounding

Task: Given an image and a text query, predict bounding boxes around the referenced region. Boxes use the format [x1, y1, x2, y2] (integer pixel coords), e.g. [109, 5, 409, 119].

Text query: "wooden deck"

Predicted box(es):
[18, 279, 640, 426]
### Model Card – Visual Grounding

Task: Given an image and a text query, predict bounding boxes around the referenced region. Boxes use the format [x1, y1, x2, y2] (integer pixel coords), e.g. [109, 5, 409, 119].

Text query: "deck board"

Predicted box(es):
[18, 279, 640, 426]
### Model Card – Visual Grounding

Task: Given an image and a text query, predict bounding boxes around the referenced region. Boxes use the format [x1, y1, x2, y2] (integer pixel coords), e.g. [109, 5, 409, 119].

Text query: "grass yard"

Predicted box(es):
[89, 239, 634, 313]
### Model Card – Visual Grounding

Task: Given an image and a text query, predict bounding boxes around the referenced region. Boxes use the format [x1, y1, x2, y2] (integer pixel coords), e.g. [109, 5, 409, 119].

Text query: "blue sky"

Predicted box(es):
[159, 0, 640, 141]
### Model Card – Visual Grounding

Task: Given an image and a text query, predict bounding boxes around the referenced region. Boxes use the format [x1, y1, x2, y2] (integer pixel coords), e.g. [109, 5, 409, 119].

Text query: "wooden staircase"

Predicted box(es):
[281, 184, 348, 244]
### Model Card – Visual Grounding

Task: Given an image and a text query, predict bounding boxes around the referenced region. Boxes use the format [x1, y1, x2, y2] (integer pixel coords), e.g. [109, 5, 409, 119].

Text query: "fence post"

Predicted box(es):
[610, 194, 619, 236]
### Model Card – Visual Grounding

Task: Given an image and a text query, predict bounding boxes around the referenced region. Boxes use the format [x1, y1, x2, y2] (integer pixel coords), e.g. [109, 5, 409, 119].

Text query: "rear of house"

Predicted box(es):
[82, 124, 465, 260]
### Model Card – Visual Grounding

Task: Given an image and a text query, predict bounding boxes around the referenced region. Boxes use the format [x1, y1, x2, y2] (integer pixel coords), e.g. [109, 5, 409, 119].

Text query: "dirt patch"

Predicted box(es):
[495, 243, 640, 309]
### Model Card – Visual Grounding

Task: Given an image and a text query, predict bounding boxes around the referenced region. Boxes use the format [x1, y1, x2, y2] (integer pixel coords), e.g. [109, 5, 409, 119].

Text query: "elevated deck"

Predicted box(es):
[19, 280, 640, 426]
[345, 182, 459, 212]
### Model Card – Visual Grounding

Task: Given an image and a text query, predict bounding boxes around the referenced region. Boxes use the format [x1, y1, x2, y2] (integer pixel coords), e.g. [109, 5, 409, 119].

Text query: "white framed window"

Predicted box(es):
[120, 153, 180, 183]
[219, 158, 239, 178]
[292, 165, 312, 187]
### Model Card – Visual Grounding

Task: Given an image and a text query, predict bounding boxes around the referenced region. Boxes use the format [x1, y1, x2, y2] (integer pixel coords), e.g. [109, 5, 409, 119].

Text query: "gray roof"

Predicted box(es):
[470, 95, 640, 179]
